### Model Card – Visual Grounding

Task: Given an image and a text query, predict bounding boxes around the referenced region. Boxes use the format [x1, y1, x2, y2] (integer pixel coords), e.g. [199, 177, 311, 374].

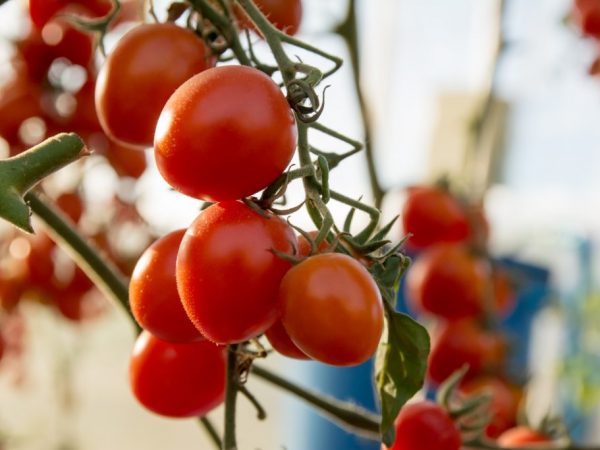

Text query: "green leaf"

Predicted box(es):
[375, 311, 430, 446]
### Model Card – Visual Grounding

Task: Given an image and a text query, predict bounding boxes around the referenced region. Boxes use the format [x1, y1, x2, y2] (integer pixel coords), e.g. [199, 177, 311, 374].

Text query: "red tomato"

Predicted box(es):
[405, 244, 486, 320]
[235, 0, 303, 36]
[105, 142, 148, 179]
[56, 191, 84, 223]
[297, 230, 330, 256]
[130, 230, 203, 343]
[574, 0, 600, 38]
[427, 320, 506, 385]
[460, 376, 521, 438]
[55, 290, 106, 322]
[154, 65, 297, 202]
[129, 331, 226, 418]
[96, 23, 213, 148]
[497, 426, 552, 447]
[401, 186, 470, 249]
[176, 201, 296, 344]
[382, 401, 461, 450]
[264, 319, 309, 360]
[279, 253, 383, 366]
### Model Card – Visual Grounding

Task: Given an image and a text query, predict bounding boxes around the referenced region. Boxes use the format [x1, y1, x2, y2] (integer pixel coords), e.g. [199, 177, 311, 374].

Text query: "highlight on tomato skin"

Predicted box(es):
[129, 229, 204, 343]
[95, 22, 214, 148]
[381, 401, 462, 450]
[278, 252, 383, 367]
[176, 201, 297, 344]
[154, 65, 297, 202]
[129, 331, 226, 418]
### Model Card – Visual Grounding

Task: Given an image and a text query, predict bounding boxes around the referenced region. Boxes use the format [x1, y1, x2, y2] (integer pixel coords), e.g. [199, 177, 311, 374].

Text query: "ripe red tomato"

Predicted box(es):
[574, 0, 600, 38]
[154, 65, 297, 202]
[405, 244, 486, 320]
[382, 401, 461, 450]
[460, 376, 521, 438]
[130, 230, 203, 343]
[497, 426, 552, 447]
[279, 253, 383, 366]
[401, 186, 470, 249]
[235, 0, 303, 36]
[96, 23, 213, 148]
[29, 0, 112, 29]
[427, 320, 506, 385]
[176, 201, 296, 344]
[264, 319, 309, 360]
[129, 331, 226, 418]
[56, 191, 84, 223]
[296, 230, 329, 256]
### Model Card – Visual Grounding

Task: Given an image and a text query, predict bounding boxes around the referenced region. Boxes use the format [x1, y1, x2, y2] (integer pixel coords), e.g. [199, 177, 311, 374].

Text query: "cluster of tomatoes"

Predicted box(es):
[81, 0, 385, 420]
[388, 185, 555, 449]
[573, 0, 600, 74]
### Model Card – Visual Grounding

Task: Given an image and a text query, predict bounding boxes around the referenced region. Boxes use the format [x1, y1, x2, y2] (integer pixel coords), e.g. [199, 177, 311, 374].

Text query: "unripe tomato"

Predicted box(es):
[264, 319, 309, 360]
[130, 230, 203, 343]
[96, 23, 213, 148]
[129, 331, 226, 418]
[497, 426, 552, 447]
[401, 186, 470, 249]
[427, 320, 506, 385]
[235, 0, 303, 36]
[405, 244, 486, 320]
[176, 201, 296, 344]
[382, 401, 461, 450]
[154, 65, 297, 201]
[279, 253, 383, 366]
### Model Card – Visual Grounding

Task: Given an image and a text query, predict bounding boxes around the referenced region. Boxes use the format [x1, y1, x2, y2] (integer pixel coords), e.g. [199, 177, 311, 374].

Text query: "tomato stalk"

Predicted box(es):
[199, 416, 222, 449]
[223, 344, 240, 450]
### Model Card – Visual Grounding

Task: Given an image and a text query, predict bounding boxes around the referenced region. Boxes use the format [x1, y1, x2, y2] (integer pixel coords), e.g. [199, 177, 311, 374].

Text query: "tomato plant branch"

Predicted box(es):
[188, 0, 252, 66]
[199, 416, 222, 449]
[251, 364, 381, 440]
[0, 133, 86, 232]
[223, 344, 240, 450]
[334, 0, 385, 209]
[25, 192, 136, 331]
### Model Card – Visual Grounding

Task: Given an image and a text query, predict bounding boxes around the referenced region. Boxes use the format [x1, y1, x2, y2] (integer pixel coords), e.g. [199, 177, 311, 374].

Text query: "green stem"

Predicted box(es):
[223, 345, 239, 450]
[25, 192, 136, 330]
[251, 364, 380, 440]
[199, 416, 222, 449]
[188, 0, 252, 66]
[334, 0, 385, 209]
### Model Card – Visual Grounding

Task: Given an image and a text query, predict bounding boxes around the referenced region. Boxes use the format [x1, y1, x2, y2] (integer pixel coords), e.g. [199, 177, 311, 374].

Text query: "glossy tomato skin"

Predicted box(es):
[427, 320, 506, 385]
[129, 331, 226, 418]
[382, 401, 461, 450]
[401, 186, 470, 249]
[264, 319, 309, 360]
[130, 230, 203, 343]
[279, 253, 383, 366]
[176, 201, 296, 344]
[236, 0, 303, 36]
[405, 244, 486, 320]
[155, 65, 297, 201]
[96, 23, 213, 148]
[497, 426, 551, 447]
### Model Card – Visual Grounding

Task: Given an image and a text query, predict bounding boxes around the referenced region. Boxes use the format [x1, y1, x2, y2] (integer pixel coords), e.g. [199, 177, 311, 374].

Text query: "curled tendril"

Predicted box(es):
[286, 80, 328, 123]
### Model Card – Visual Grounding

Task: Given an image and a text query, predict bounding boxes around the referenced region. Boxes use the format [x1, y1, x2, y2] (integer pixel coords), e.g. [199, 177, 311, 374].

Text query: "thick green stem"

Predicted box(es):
[334, 0, 385, 209]
[251, 364, 380, 440]
[25, 192, 135, 330]
[199, 416, 222, 449]
[223, 345, 239, 450]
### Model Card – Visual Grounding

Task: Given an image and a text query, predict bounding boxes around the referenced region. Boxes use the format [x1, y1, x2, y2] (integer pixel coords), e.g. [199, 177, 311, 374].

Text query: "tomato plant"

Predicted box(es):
[154, 65, 297, 201]
[176, 201, 296, 344]
[381, 401, 461, 450]
[427, 319, 506, 385]
[405, 244, 486, 320]
[130, 229, 204, 343]
[497, 426, 552, 447]
[96, 23, 214, 148]
[401, 186, 470, 249]
[129, 331, 226, 418]
[279, 253, 383, 366]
